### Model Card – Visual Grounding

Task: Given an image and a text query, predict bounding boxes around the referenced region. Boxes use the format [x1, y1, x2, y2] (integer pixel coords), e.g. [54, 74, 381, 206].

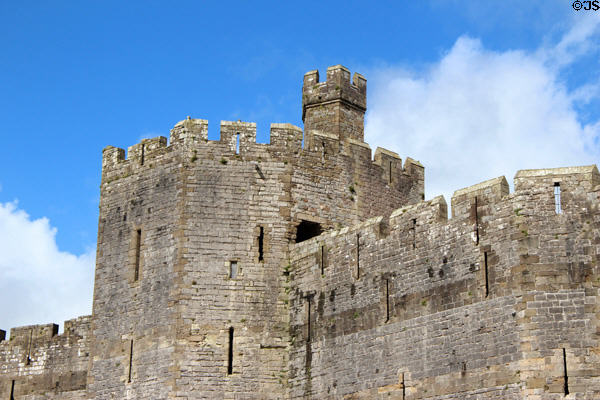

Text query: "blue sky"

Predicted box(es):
[1, 1, 599, 332]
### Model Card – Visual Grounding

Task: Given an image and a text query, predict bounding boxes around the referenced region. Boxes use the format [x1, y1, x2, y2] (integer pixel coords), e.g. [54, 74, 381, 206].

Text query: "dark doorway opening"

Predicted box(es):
[295, 220, 323, 243]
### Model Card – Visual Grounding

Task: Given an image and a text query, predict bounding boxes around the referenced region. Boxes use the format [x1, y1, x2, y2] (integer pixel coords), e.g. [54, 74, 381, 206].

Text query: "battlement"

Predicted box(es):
[3, 315, 91, 343]
[515, 165, 600, 191]
[291, 164, 599, 258]
[100, 118, 424, 209]
[0, 316, 91, 398]
[101, 120, 303, 179]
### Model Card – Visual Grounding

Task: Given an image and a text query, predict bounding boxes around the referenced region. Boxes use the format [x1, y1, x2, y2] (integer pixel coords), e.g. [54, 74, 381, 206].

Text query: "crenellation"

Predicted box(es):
[101, 145, 125, 170]
[170, 117, 208, 144]
[9, 323, 59, 343]
[127, 136, 168, 167]
[219, 120, 257, 154]
[373, 146, 401, 184]
[451, 176, 509, 218]
[403, 156, 424, 175]
[269, 123, 303, 155]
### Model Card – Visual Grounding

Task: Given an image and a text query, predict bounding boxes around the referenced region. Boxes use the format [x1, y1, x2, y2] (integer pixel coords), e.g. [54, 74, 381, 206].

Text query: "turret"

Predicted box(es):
[302, 65, 367, 148]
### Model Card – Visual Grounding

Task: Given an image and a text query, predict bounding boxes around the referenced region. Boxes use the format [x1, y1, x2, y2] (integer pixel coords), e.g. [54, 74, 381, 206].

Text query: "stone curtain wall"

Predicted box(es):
[288, 166, 600, 399]
[0, 316, 90, 399]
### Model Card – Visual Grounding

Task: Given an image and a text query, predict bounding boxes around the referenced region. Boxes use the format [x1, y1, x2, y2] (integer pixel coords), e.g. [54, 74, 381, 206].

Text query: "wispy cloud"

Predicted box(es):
[539, 13, 600, 68]
[365, 18, 600, 207]
[0, 201, 94, 334]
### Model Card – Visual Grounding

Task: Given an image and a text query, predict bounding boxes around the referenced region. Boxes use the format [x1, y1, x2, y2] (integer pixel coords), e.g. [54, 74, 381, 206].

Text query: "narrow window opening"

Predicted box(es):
[411, 219, 417, 249]
[554, 183, 562, 214]
[140, 144, 145, 166]
[227, 327, 234, 375]
[10, 379, 15, 400]
[320, 245, 325, 275]
[322, 141, 326, 155]
[306, 298, 311, 342]
[235, 133, 240, 154]
[356, 234, 360, 279]
[474, 196, 479, 245]
[295, 220, 323, 243]
[389, 161, 393, 184]
[258, 226, 264, 262]
[401, 372, 405, 399]
[484, 252, 489, 297]
[128, 339, 133, 383]
[563, 348, 569, 395]
[26, 329, 32, 365]
[134, 229, 141, 281]
[385, 279, 390, 322]
[229, 261, 238, 279]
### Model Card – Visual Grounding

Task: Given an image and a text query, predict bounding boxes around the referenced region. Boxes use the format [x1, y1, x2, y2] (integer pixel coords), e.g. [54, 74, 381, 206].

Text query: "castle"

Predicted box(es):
[1, 65, 600, 399]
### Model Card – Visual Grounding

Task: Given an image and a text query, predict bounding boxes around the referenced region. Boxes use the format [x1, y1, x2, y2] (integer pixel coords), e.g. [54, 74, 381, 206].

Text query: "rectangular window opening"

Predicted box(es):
[134, 229, 141, 281]
[128, 339, 133, 383]
[389, 161, 393, 184]
[411, 219, 417, 249]
[563, 348, 569, 395]
[227, 327, 234, 375]
[385, 278, 390, 322]
[229, 261, 238, 279]
[235, 133, 240, 154]
[10, 379, 15, 400]
[554, 183, 562, 214]
[258, 226, 264, 262]
[484, 252, 489, 297]
[307, 298, 311, 342]
[140, 144, 145, 166]
[356, 234, 360, 279]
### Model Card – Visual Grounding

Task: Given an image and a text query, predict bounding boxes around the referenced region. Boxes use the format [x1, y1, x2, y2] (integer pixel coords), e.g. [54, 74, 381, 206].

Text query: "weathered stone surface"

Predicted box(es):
[2, 66, 599, 399]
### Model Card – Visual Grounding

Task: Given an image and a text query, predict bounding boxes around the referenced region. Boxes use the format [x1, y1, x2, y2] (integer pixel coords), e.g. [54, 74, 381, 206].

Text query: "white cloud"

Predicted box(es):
[0, 201, 94, 335]
[365, 18, 600, 208]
